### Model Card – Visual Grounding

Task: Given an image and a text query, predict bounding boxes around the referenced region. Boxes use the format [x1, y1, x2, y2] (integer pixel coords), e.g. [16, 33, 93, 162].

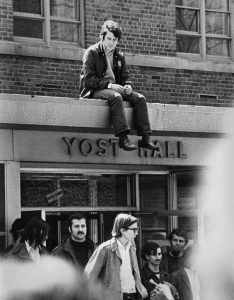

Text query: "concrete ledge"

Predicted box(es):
[0, 94, 233, 135]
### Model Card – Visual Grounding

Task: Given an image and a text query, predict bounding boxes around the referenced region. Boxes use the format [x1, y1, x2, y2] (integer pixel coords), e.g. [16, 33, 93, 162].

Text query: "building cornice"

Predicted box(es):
[0, 94, 232, 136]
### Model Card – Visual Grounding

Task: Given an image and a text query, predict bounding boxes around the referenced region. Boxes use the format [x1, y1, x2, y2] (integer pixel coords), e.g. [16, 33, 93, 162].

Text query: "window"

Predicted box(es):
[176, 0, 232, 57]
[13, 0, 84, 46]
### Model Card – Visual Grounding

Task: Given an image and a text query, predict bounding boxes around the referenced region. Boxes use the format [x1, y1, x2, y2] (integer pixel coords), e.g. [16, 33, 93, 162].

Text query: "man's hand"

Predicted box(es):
[141, 285, 148, 299]
[124, 84, 133, 95]
[110, 83, 126, 94]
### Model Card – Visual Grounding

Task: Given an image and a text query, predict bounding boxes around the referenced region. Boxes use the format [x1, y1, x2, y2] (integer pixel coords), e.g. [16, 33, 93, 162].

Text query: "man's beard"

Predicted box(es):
[171, 248, 182, 257]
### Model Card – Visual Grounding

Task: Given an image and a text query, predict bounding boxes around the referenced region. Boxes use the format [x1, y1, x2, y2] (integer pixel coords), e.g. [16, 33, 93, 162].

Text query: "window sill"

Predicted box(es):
[0, 41, 234, 73]
[0, 40, 85, 61]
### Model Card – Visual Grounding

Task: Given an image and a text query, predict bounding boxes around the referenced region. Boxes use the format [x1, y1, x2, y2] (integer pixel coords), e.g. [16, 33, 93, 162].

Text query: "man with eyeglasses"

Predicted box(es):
[84, 213, 148, 300]
[161, 228, 189, 274]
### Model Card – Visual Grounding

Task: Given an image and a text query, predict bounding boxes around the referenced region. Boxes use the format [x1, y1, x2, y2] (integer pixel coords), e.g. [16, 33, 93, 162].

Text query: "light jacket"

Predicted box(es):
[5, 242, 48, 261]
[79, 42, 132, 98]
[84, 237, 147, 300]
[52, 236, 96, 270]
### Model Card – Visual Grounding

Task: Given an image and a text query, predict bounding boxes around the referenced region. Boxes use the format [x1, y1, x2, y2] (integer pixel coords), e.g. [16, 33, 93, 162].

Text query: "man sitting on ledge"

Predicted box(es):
[79, 20, 157, 151]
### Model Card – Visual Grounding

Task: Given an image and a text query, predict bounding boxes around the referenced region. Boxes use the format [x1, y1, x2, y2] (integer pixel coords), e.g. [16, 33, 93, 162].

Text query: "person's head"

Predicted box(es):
[111, 213, 139, 243]
[168, 228, 188, 256]
[10, 218, 27, 244]
[141, 241, 162, 269]
[100, 20, 122, 52]
[21, 217, 50, 247]
[67, 213, 87, 243]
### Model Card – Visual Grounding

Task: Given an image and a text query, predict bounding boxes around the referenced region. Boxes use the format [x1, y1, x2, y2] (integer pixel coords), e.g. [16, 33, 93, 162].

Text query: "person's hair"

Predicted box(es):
[10, 218, 27, 243]
[141, 241, 161, 260]
[168, 228, 188, 244]
[67, 213, 86, 228]
[21, 217, 50, 247]
[111, 213, 138, 237]
[100, 20, 122, 41]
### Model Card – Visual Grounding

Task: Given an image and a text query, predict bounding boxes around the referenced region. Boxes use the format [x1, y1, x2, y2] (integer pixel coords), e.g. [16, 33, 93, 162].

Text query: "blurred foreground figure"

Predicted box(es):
[197, 121, 234, 300]
[169, 246, 200, 300]
[0, 256, 101, 300]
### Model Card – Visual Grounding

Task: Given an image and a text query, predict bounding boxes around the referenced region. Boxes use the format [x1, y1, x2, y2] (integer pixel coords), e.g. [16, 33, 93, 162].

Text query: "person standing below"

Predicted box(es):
[84, 213, 148, 300]
[53, 213, 96, 271]
[140, 241, 179, 300]
[4, 217, 27, 254]
[79, 20, 158, 152]
[6, 217, 50, 262]
[169, 246, 201, 300]
[161, 228, 188, 274]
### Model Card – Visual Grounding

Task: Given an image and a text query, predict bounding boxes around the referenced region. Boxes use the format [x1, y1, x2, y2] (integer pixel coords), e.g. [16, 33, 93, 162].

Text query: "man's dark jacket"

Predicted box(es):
[140, 264, 179, 300]
[52, 236, 96, 270]
[79, 42, 132, 98]
[169, 268, 193, 300]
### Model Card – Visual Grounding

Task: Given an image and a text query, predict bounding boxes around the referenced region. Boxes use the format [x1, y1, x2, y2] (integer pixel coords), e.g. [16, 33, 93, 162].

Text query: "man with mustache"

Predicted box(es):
[53, 213, 96, 271]
[140, 241, 179, 300]
[161, 228, 188, 274]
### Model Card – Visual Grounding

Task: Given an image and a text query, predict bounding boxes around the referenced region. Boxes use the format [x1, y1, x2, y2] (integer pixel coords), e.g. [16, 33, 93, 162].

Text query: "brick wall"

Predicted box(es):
[0, 0, 234, 107]
[0, 55, 81, 98]
[85, 0, 176, 56]
[129, 66, 234, 107]
[0, 0, 13, 41]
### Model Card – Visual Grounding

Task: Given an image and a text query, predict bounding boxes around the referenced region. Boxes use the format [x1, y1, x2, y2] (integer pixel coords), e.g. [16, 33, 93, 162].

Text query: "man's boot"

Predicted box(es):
[140, 134, 157, 150]
[119, 135, 137, 151]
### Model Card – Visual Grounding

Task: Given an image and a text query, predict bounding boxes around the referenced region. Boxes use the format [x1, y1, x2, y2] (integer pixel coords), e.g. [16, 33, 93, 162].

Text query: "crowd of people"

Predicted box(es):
[1, 213, 201, 300]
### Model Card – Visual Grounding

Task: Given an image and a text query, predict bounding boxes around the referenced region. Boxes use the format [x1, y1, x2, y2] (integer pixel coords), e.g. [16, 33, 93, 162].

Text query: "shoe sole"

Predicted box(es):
[119, 145, 137, 151]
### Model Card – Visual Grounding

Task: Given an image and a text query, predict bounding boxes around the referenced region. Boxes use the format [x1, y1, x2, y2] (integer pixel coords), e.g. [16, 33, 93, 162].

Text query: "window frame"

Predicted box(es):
[13, 0, 84, 47]
[176, 0, 234, 60]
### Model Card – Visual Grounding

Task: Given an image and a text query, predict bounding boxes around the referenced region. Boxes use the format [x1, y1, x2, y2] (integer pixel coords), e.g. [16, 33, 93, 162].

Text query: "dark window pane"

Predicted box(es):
[142, 229, 168, 250]
[176, 0, 199, 7]
[206, 12, 229, 35]
[13, 0, 41, 14]
[97, 175, 135, 207]
[0, 236, 6, 255]
[51, 21, 78, 42]
[206, 38, 230, 56]
[205, 0, 229, 10]
[177, 173, 201, 210]
[141, 215, 167, 230]
[0, 164, 5, 231]
[13, 18, 43, 38]
[176, 8, 199, 32]
[21, 173, 134, 208]
[50, 0, 78, 19]
[178, 216, 198, 242]
[139, 175, 168, 210]
[176, 35, 200, 53]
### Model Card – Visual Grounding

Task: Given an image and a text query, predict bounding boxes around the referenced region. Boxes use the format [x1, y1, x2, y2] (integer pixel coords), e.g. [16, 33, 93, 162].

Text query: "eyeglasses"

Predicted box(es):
[127, 227, 139, 233]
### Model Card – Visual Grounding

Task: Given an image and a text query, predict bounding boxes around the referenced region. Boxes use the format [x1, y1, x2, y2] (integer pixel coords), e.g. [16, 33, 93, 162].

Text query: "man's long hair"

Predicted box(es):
[111, 213, 138, 237]
[21, 217, 50, 247]
[100, 20, 122, 41]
